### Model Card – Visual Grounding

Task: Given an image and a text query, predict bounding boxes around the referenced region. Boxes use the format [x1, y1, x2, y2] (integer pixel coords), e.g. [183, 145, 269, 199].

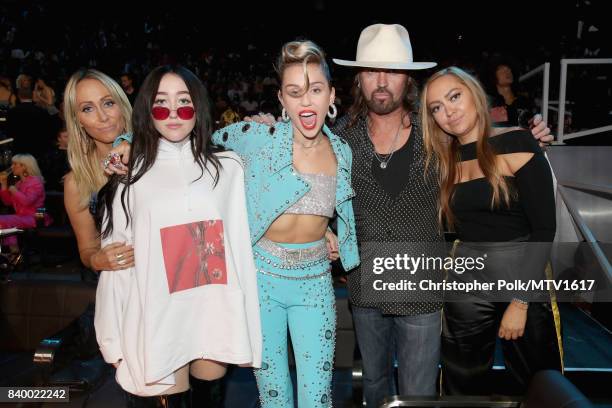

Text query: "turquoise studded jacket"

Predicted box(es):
[211, 121, 360, 272]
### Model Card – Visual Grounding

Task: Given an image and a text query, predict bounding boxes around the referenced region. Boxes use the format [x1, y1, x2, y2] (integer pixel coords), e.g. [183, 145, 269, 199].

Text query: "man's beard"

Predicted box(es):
[365, 87, 404, 115]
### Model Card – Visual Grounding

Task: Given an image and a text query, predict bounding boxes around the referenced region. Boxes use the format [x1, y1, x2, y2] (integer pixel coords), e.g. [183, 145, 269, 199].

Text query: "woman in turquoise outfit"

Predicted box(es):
[112, 40, 359, 407]
[211, 40, 358, 407]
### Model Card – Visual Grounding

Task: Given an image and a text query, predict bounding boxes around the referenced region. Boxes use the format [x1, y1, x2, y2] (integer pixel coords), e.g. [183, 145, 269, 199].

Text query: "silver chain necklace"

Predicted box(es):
[367, 119, 402, 169]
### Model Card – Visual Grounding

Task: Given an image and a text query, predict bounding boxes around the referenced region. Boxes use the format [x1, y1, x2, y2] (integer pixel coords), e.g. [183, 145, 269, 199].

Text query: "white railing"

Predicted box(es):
[519, 59, 612, 144]
[519, 63, 550, 125]
[557, 58, 612, 143]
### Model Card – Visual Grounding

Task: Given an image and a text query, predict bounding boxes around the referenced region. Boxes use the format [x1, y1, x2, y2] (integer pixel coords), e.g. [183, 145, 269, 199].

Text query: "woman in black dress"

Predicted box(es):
[420, 66, 562, 395]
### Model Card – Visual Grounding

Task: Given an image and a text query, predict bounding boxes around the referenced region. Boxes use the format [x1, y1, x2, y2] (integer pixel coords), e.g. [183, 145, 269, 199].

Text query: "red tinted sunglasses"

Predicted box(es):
[151, 106, 195, 120]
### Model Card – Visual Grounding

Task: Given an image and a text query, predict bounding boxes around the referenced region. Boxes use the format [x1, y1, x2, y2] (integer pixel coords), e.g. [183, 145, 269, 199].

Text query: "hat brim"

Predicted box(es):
[332, 59, 437, 70]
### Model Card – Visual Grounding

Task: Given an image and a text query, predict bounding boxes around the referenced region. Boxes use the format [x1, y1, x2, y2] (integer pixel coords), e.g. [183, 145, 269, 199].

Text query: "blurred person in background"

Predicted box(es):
[0, 154, 50, 263]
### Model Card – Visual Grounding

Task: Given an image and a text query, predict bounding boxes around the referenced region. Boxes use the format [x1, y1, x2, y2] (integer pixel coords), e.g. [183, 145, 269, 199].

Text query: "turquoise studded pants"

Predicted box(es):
[253, 238, 336, 408]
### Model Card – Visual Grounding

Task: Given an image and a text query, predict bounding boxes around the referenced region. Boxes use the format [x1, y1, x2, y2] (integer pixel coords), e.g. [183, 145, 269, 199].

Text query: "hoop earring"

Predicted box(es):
[327, 103, 337, 120]
[281, 108, 290, 122]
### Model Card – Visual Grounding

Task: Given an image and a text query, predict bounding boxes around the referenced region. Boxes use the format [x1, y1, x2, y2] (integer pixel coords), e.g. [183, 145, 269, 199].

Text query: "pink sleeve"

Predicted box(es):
[10, 178, 45, 208]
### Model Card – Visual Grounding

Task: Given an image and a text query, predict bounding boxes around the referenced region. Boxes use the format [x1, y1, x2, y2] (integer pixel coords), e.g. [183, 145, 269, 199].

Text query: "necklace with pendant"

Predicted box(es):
[367, 119, 402, 169]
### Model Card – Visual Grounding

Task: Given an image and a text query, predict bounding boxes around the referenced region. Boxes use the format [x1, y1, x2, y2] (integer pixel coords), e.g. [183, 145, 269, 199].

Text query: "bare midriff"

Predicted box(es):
[263, 213, 329, 243]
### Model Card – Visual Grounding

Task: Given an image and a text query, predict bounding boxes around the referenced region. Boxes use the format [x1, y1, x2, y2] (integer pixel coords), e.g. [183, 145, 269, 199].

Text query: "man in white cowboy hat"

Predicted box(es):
[331, 23, 552, 406]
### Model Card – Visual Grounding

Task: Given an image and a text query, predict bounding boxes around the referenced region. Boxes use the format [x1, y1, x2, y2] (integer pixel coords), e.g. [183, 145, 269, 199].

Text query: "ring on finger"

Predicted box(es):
[117, 259, 126, 266]
[109, 152, 121, 165]
[116, 253, 124, 260]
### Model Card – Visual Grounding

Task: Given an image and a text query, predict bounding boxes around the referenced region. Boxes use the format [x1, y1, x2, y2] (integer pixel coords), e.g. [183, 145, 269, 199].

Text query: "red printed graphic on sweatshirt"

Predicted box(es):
[160, 220, 227, 293]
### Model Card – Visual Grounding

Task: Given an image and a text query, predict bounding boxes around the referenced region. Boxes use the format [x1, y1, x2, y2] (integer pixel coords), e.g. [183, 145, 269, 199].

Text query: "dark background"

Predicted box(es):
[1, 0, 609, 140]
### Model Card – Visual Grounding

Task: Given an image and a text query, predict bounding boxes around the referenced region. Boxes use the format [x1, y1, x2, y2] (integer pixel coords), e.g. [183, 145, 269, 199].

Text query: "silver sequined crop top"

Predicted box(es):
[285, 172, 336, 217]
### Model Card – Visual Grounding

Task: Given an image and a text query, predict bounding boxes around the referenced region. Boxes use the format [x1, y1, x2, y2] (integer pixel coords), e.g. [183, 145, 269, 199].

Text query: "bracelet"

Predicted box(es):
[511, 298, 529, 309]
[112, 132, 133, 147]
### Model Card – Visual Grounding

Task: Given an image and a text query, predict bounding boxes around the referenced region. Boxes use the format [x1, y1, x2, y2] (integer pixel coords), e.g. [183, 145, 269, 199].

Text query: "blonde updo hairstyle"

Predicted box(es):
[275, 40, 332, 95]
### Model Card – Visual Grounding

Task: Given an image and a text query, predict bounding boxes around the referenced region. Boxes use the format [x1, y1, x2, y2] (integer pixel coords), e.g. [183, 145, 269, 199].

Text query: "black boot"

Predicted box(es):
[125, 390, 191, 408]
[160, 390, 191, 408]
[189, 375, 224, 408]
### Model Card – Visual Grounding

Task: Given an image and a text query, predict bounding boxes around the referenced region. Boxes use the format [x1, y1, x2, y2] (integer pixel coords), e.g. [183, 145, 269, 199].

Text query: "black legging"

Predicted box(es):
[442, 296, 562, 395]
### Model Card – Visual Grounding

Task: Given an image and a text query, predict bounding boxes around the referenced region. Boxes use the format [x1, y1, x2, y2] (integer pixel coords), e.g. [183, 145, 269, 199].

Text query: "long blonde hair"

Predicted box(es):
[12, 154, 44, 182]
[421, 66, 511, 229]
[64, 69, 132, 208]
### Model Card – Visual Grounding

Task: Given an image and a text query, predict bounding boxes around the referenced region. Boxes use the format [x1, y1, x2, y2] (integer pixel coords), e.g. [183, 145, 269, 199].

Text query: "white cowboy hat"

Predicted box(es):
[333, 24, 437, 70]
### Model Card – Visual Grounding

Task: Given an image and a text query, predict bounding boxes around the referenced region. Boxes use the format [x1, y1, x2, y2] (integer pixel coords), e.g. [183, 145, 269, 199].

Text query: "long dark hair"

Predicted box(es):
[483, 58, 521, 104]
[97, 65, 223, 237]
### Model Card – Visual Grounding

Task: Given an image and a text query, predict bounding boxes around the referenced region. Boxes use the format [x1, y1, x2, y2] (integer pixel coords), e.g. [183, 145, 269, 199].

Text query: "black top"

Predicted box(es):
[452, 129, 555, 242]
[371, 128, 415, 200]
[490, 94, 535, 128]
[41, 148, 70, 191]
[333, 113, 443, 316]
[126, 90, 137, 107]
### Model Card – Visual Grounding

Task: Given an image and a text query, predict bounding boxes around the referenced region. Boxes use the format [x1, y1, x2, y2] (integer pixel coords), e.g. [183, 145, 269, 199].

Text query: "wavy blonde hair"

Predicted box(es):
[12, 154, 44, 182]
[275, 39, 332, 94]
[421, 66, 511, 229]
[64, 69, 132, 208]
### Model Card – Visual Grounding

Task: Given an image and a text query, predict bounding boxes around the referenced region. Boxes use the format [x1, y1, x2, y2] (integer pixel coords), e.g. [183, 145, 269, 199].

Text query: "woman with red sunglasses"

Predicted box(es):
[95, 65, 261, 406]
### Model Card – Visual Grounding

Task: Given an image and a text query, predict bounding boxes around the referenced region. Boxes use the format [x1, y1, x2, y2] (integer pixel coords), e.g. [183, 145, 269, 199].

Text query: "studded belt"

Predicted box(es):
[254, 236, 328, 269]
[257, 267, 331, 280]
